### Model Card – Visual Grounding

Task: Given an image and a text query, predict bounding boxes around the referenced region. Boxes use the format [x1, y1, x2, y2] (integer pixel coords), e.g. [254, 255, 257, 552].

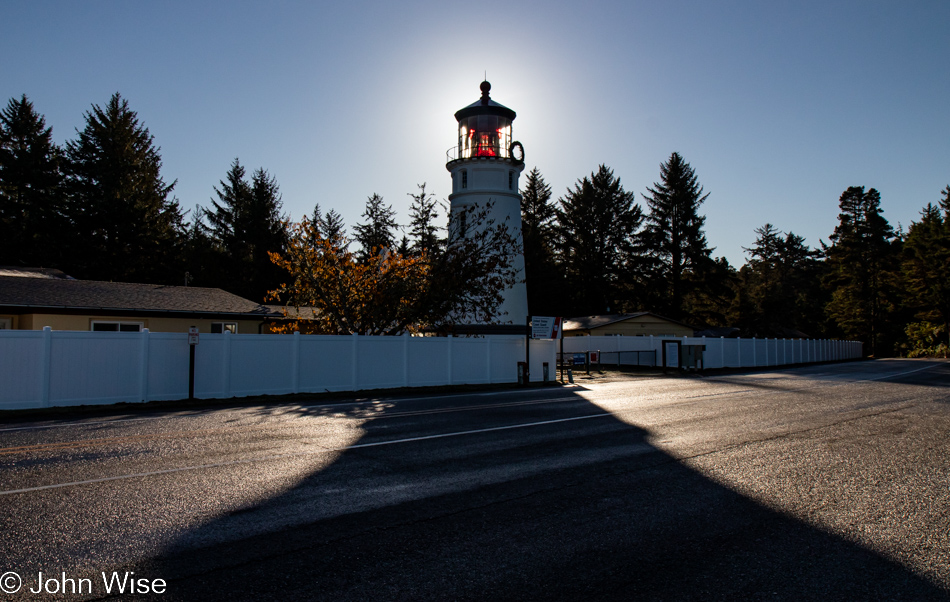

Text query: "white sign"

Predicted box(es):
[188, 326, 199, 346]
[531, 316, 562, 339]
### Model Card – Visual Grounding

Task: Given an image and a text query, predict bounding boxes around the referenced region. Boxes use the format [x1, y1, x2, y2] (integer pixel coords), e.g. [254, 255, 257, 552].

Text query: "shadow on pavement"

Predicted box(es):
[127, 384, 949, 601]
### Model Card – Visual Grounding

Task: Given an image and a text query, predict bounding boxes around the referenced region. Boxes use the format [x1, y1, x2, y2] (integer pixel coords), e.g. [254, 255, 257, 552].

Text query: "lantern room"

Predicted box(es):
[448, 81, 521, 162]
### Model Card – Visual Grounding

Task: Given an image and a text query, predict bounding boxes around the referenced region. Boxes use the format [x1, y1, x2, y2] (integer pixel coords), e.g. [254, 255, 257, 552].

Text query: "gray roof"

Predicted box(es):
[0, 276, 278, 317]
[563, 312, 696, 332]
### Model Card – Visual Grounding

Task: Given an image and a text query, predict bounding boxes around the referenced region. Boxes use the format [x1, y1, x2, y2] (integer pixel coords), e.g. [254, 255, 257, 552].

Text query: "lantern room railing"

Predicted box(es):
[446, 143, 511, 163]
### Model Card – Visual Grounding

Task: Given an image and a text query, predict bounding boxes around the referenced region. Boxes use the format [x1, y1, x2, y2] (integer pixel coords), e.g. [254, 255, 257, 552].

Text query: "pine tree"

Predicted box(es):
[207, 159, 253, 262]
[0, 95, 66, 268]
[308, 203, 346, 246]
[557, 165, 642, 316]
[353, 193, 398, 262]
[736, 224, 823, 336]
[205, 159, 287, 301]
[823, 186, 899, 356]
[246, 167, 288, 299]
[181, 204, 219, 287]
[322, 208, 346, 246]
[407, 183, 442, 256]
[641, 152, 712, 320]
[901, 188, 950, 352]
[520, 167, 562, 316]
[65, 92, 182, 283]
[310, 203, 325, 238]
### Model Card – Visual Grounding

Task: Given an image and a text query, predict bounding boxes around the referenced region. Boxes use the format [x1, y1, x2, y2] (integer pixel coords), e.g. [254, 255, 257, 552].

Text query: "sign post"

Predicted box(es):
[188, 326, 199, 400]
[528, 317, 563, 383]
[524, 316, 531, 385]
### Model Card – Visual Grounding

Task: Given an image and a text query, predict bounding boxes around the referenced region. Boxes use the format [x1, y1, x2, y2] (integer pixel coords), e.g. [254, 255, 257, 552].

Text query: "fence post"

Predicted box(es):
[351, 333, 359, 390]
[485, 337, 492, 384]
[41, 326, 52, 408]
[139, 329, 150, 402]
[447, 335, 454, 385]
[403, 332, 410, 388]
[222, 330, 232, 398]
[292, 331, 301, 394]
[752, 337, 757, 367]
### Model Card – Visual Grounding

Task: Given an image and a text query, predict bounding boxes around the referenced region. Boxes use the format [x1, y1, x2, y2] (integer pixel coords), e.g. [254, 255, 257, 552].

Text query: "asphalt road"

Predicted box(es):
[1, 359, 948, 600]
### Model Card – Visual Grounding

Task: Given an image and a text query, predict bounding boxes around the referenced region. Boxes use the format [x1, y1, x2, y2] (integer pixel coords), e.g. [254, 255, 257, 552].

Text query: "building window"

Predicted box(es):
[91, 321, 143, 332]
[508, 171, 513, 190]
[461, 170, 467, 189]
[0, 318, 11, 329]
[211, 322, 237, 334]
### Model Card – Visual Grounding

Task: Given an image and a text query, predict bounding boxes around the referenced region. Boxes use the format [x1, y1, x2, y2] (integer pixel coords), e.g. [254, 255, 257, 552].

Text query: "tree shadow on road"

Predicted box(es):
[128, 384, 949, 601]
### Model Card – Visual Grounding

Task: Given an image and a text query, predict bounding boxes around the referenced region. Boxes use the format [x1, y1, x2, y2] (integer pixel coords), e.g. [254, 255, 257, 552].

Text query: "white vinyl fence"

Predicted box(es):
[563, 335, 862, 369]
[0, 328, 557, 411]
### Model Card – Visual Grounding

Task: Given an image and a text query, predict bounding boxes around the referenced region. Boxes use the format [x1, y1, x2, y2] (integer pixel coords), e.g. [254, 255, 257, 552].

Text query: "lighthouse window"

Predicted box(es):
[458, 115, 512, 159]
[461, 170, 467, 189]
[509, 171, 513, 190]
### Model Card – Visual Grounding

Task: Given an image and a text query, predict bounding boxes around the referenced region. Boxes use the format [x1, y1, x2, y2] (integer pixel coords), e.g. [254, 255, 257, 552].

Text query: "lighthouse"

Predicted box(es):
[446, 81, 528, 327]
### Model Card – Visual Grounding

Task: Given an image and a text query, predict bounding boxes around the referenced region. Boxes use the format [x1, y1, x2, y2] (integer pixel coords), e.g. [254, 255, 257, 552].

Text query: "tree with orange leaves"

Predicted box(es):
[268, 201, 521, 335]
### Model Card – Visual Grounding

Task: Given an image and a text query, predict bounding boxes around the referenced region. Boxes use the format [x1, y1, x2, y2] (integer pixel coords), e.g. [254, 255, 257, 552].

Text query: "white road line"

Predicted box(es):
[0, 388, 573, 433]
[857, 363, 940, 382]
[345, 413, 611, 449]
[0, 396, 584, 443]
[0, 413, 614, 496]
[0, 417, 162, 433]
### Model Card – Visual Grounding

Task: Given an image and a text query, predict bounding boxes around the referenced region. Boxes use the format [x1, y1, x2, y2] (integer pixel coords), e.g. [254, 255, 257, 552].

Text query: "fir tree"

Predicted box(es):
[353, 193, 398, 262]
[735, 224, 823, 336]
[556, 165, 642, 315]
[180, 204, 220, 287]
[397, 234, 411, 257]
[823, 186, 899, 356]
[65, 92, 182, 283]
[310, 203, 325, 238]
[901, 188, 950, 351]
[308, 203, 346, 246]
[207, 158, 253, 262]
[520, 167, 562, 316]
[0, 95, 66, 267]
[641, 152, 712, 320]
[246, 167, 288, 299]
[407, 183, 442, 256]
[322, 208, 346, 246]
[205, 159, 287, 300]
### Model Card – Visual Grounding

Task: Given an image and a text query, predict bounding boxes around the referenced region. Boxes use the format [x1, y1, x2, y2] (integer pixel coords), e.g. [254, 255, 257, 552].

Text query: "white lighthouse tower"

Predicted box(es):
[446, 80, 528, 328]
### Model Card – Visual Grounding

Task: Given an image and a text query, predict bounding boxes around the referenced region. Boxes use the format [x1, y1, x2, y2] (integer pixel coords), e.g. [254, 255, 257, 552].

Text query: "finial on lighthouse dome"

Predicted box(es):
[480, 80, 491, 104]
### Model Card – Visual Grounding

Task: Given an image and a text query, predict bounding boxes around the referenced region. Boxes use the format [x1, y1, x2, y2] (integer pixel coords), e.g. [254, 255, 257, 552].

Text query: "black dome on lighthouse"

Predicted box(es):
[454, 80, 516, 122]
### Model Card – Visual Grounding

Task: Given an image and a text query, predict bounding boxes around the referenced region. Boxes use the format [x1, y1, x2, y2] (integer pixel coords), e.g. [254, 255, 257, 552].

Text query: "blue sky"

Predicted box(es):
[3, 0, 948, 266]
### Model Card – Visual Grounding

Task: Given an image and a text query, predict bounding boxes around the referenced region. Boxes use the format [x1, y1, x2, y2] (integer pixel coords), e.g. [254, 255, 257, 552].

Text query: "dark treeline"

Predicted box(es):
[2, 94, 948, 355]
[0, 93, 288, 302]
[521, 157, 950, 358]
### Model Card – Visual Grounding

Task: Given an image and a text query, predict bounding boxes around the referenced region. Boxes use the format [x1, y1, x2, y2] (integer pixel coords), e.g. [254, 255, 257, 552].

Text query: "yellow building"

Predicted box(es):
[0, 272, 283, 334]
[563, 312, 695, 338]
